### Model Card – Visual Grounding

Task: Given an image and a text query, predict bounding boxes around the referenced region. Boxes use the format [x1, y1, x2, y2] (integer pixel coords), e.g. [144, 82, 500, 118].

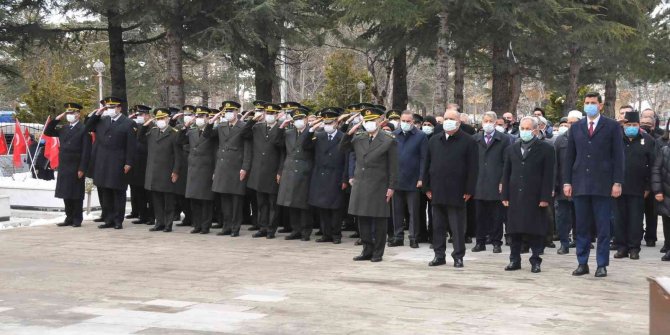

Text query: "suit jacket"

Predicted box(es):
[43, 119, 91, 199]
[244, 121, 284, 194]
[178, 126, 217, 200]
[304, 129, 347, 209]
[85, 113, 136, 190]
[472, 130, 512, 201]
[622, 131, 655, 196]
[564, 115, 625, 196]
[277, 128, 313, 209]
[340, 130, 398, 218]
[424, 130, 478, 207]
[138, 125, 181, 193]
[392, 127, 427, 191]
[204, 121, 252, 196]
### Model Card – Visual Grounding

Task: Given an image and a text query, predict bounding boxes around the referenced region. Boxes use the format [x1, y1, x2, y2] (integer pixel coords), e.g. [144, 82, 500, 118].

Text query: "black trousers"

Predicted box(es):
[190, 199, 213, 231]
[97, 187, 107, 219]
[418, 193, 432, 242]
[152, 191, 175, 229]
[614, 195, 644, 252]
[510, 233, 544, 265]
[64, 198, 83, 226]
[221, 193, 244, 233]
[319, 207, 343, 240]
[129, 185, 151, 220]
[358, 216, 387, 258]
[660, 215, 670, 248]
[100, 187, 126, 225]
[288, 207, 313, 237]
[432, 204, 466, 260]
[256, 192, 278, 234]
[475, 200, 504, 246]
[466, 200, 476, 238]
[392, 190, 420, 241]
[644, 195, 658, 242]
[243, 189, 258, 227]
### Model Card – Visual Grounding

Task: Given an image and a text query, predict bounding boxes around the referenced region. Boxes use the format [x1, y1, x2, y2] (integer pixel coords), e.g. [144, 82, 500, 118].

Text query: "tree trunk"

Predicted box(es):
[565, 45, 582, 115]
[391, 45, 408, 111]
[107, 8, 127, 111]
[434, 8, 449, 114]
[508, 63, 522, 115]
[491, 39, 511, 116]
[453, 49, 465, 111]
[201, 62, 209, 106]
[604, 77, 617, 118]
[253, 47, 276, 102]
[166, 18, 184, 108]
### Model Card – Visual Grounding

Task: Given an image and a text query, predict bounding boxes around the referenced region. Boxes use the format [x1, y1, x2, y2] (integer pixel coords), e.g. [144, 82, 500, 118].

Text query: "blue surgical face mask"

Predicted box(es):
[624, 126, 639, 138]
[520, 130, 534, 142]
[584, 104, 599, 117]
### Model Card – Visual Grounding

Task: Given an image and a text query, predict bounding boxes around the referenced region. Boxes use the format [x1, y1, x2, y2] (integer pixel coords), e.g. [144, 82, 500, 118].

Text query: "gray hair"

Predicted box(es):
[520, 116, 539, 129]
[537, 115, 548, 125]
[483, 111, 498, 121]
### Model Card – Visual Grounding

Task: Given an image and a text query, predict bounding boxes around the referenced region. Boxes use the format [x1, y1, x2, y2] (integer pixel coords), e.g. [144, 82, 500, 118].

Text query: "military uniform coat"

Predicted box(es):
[43, 120, 91, 200]
[501, 139, 556, 236]
[85, 113, 136, 190]
[172, 124, 190, 196]
[244, 121, 284, 194]
[276, 128, 313, 209]
[204, 121, 252, 196]
[129, 122, 148, 187]
[303, 130, 347, 209]
[340, 131, 398, 218]
[178, 126, 217, 200]
[138, 125, 182, 193]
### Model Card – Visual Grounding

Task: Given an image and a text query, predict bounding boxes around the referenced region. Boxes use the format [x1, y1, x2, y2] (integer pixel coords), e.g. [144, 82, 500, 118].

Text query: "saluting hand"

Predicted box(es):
[172, 112, 184, 120]
[128, 112, 138, 119]
[345, 113, 360, 125]
[347, 122, 361, 136]
[253, 113, 264, 122]
[55, 112, 66, 121]
[184, 117, 195, 128]
[280, 119, 291, 129]
[94, 107, 105, 116]
[209, 112, 222, 124]
[171, 173, 178, 183]
[143, 118, 155, 127]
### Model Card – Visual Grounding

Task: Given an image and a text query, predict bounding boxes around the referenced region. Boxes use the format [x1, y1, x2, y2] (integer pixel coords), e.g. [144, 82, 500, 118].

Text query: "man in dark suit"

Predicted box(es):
[138, 108, 182, 232]
[424, 110, 478, 268]
[388, 110, 427, 248]
[501, 116, 555, 273]
[472, 111, 512, 253]
[554, 111, 582, 254]
[564, 92, 625, 277]
[86, 96, 136, 229]
[340, 107, 398, 262]
[128, 105, 153, 225]
[45, 103, 91, 228]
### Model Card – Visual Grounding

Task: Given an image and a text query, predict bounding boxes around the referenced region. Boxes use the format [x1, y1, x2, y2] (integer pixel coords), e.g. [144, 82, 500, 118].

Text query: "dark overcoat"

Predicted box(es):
[204, 121, 252, 196]
[178, 126, 217, 200]
[244, 121, 284, 194]
[43, 119, 91, 200]
[303, 130, 347, 209]
[85, 113, 136, 190]
[472, 130, 512, 201]
[277, 128, 313, 209]
[138, 125, 181, 193]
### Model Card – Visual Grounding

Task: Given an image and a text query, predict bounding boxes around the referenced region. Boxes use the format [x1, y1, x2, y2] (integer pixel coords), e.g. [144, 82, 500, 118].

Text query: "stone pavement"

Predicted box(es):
[0, 216, 668, 335]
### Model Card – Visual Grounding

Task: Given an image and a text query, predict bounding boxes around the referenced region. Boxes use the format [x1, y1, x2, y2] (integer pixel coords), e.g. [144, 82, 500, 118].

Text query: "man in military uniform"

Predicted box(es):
[179, 106, 217, 234]
[86, 96, 136, 229]
[139, 108, 182, 232]
[172, 106, 193, 227]
[204, 101, 251, 237]
[45, 103, 92, 228]
[340, 107, 398, 262]
[277, 107, 314, 241]
[386, 110, 400, 132]
[128, 105, 153, 225]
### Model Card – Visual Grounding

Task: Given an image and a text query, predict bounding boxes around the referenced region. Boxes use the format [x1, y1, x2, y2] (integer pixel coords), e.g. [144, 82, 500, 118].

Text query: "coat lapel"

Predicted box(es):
[367, 133, 384, 154]
[326, 131, 341, 151]
[157, 128, 171, 142]
[591, 118, 606, 138]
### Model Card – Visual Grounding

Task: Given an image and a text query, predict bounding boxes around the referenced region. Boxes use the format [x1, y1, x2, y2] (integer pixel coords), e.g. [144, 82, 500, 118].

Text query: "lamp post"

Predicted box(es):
[357, 80, 366, 103]
[92, 60, 105, 106]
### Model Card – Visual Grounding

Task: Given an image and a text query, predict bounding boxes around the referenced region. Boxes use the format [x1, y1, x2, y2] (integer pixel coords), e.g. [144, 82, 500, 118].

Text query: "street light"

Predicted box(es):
[92, 60, 105, 106]
[357, 80, 366, 103]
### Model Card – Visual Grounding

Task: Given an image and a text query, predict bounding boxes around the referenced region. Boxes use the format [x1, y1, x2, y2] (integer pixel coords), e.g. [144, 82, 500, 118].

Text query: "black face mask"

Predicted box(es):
[641, 126, 652, 133]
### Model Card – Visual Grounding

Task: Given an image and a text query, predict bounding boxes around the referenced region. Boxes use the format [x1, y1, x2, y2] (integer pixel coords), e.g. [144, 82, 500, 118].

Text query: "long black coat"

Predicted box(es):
[86, 113, 136, 190]
[424, 130, 478, 207]
[277, 128, 313, 209]
[172, 124, 190, 196]
[621, 132, 655, 196]
[128, 122, 147, 187]
[204, 121, 252, 196]
[244, 121, 284, 194]
[43, 119, 91, 200]
[473, 130, 512, 201]
[553, 133, 570, 201]
[340, 131, 398, 218]
[501, 139, 555, 236]
[178, 126, 217, 200]
[304, 130, 346, 209]
[138, 126, 182, 193]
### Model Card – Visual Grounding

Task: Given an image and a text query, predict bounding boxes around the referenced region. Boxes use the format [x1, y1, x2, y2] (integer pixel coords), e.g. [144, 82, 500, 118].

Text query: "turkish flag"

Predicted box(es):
[43, 135, 59, 169]
[23, 127, 32, 147]
[0, 129, 8, 155]
[11, 120, 26, 167]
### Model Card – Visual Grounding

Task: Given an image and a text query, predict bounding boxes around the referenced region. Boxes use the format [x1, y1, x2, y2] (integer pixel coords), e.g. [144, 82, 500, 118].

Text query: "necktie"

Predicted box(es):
[485, 134, 491, 145]
[328, 135, 333, 141]
[369, 136, 373, 144]
[588, 122, 594, 137]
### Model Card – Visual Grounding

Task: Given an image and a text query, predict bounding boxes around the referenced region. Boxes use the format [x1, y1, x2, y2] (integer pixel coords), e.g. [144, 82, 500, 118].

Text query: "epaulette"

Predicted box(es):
[172, 128, 178, 132]
[383, 132, 395, 139]
[312, 136, 317, 141]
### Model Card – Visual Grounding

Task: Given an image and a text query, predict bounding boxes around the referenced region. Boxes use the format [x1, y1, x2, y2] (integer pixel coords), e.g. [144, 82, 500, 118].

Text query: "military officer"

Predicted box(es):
[386, 109, 401, 130]
[86, 96, 136, 229]
[45, 103, 92, 228]
[277, 107, 314, 241]
[178, 106, 217, 234]
[203, 101, 252, 237]
[340, 107, 399, 262]
[139, 108, 182, 232]
[172, 106, 193, 227]
[128, 105, 154, 225]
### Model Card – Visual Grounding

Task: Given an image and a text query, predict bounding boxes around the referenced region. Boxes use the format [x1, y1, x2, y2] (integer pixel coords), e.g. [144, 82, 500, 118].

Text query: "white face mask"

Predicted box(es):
[156, 119, 167, 130]
[422, 125, 434, 135]
[254, 111, 263, 118]
[265, 114, 276, 124]
[224, 112, 235, 122]
[103, 108, 116, 118]
[183, 115, 194, 124]
[66, 114, 77, 123]
[400, 121, 412, 132]
[482, 122, 495, 134]
[495, 125, 506, 133]
[135, 116, 145, 124]
[294, 119, 306, 130]
[324, 124, 336, 134]
[195, 118, 206, 127]
[364, 121, 378, 133]
[443, 120, 459, 132]
[390, 120, 399, 128]
[351, 116, 362, 125]
[558, 126, 569, 135]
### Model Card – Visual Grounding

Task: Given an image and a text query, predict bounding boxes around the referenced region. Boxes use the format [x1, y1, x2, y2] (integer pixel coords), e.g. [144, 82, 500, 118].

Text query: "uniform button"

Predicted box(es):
[587, 155, 590, 158]
[362, 168, 365, 171]
[586, 168, 590, 172]
[588, 141, 591, 144]
[328, 153, 332, 156]
[262, 153, 265, 155]
[294, 170, 298, 173]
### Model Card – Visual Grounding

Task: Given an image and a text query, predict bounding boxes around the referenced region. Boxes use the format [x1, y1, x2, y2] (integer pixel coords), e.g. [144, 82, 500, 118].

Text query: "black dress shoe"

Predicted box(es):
[248, 226, 260, 231]
[353, 254, 372, 261]
[492, 245, 502, 254]
[370, 257, 382, 262]
[594, 266, 607, 277]
[285, 233, 302, 240]
[662, 251, 670, 261]
[409, 240, 419, 248]
[190, 229, 201, 234]
[557, 246, 569, 255]
[231, 231, 240, 237]
[349, 232, 360, 238]
[609, 243, 618, 251]
[661, 245, 669, 253]
[175, 222, 190, 227]
[572, 264, 590, 276]
[646, 240, 656, 247]
[315, 230, 323, 236]
[72, 223, 81, 227]
[471, 243, 486, 252]
[387, 239, 403, 247]
[453, 258, 464, 268]
[211, 224, 223, 229]
[132, 219, 148, 224]
[114, 224, 123, 229]
[146, 220, 155, 225]
[252, 231, 267, 238]
[149, 226, 165, 232]
[125, 214, 138, 219]
[57, 222, 72, 227]
[629, 250, 640, 260]
[546, 242, 556, 248]
[200, 230, 210, 234]
[504, 262, 521, 271]
[93, 217, 105, 222]
[613, 250, 628, 259]
[531, 263, 541, 273]
[98, 223, 114, 229]
[278, 228, 292, 233]
[301, 236, 310, 241]
[332, 239, 341, 244]
[428, 257, 446, 266]
[316, 237, 333, 243]
[163, 227, 172, 232]
[266, 233, 276, 239]
[220, 230, 232, 236]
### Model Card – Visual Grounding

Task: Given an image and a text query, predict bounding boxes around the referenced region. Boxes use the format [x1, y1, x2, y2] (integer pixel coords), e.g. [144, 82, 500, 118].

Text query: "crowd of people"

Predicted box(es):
[44, 92, 670, 278]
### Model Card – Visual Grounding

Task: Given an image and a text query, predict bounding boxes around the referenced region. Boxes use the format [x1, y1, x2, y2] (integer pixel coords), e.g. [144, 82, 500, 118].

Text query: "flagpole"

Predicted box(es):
[28, 116, 51, 178]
